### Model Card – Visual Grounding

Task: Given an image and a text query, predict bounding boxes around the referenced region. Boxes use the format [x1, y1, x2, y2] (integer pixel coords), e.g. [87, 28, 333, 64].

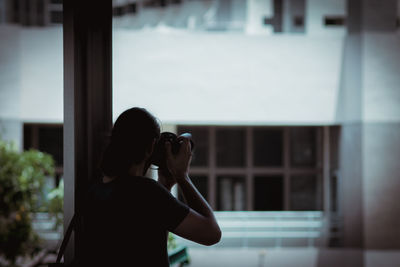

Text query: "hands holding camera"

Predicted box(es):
[156, 133, 221, 245]
[157, 133, 193, 190]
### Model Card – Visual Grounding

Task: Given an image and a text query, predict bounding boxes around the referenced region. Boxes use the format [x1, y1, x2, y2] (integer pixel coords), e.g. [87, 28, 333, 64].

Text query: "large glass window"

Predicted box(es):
[217, 176, 246, 211]
[290, 175, 322, 211]
[253, 128, 283, 167]
[24, 123, 63, 184]
[254, 176, 283, 211]
[216, 128, 245, 167]
[290, 127, 317, 167]
[178, 126, 334, 211]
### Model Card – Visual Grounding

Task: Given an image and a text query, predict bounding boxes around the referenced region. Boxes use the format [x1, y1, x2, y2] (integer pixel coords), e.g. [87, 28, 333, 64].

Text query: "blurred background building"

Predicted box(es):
[0, 0, 399, 266]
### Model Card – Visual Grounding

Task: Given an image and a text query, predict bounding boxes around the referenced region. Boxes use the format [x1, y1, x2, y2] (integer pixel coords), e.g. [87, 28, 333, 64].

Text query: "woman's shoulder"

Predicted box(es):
[118, 175, 162, 189]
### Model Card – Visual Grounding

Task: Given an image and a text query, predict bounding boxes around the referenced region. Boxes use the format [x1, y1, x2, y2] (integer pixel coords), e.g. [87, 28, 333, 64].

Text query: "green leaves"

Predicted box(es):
[0, 138, 55, 264]
[47, 180, 64, 229]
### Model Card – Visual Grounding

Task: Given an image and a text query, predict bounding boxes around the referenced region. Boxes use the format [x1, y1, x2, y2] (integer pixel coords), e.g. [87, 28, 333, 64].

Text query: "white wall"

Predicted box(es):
[113, 30, 343, 125]
[0, 25, 21, 120]
[0, 25, 344, 125]
[245, 0, 273, 35]
[0, 8, 346, 126]
[19, 27, 63, 123]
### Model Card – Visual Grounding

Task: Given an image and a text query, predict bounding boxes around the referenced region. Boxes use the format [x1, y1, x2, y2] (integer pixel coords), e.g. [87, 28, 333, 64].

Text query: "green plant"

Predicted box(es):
[47, 179, 64, 229]
[168, 232, 177, 250]
[0, 139, 55, 265]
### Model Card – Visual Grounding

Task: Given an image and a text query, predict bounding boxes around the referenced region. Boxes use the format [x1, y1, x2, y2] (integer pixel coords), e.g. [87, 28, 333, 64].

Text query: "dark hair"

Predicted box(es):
[100, 107, 160, 177]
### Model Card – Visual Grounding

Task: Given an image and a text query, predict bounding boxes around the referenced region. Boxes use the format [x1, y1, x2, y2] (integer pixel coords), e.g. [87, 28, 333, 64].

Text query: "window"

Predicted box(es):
[177, 126, 337, 211]
[293, 16, 304, 27]
[290, 175, 322, 210]
[263, 0, 283, 32]
[253, 128, 283, 167]
[324, 16, 346, 26]
[254, 176, 283, 211]
[113, 7, 124, 17]
[290, 127, 317, 167]
[217, 176, 246, 211]
[126, 3, 137, 14]
[50, 10, 63, 24]
[24, 123, 63, 184]
[216, 128, 245, 167]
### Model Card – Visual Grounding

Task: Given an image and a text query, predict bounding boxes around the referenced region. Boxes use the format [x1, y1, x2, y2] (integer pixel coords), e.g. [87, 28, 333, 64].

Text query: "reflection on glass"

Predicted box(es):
[253, 128, 283, 167]
[290, 127, 317, 167]
[290, 175, 321, 210]
[216, 128, 245, 167]
[178, 126, 209, 166]
[254, 176, 283, 211]
[217, 176, 246, 211]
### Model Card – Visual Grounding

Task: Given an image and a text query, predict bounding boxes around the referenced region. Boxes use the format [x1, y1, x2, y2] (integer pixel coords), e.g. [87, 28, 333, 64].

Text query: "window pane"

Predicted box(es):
[178, 126, 208, 166]
[254, 176, 283, 211]
[330, 173, 338, 212]
[38, 126, 63, 166]
[290, 127, 317, 167]
[290, 175, 321, 210]
[216, 128, 245, 167]
[217, 176, 246, 211]
[191, 175, 208, 201]
[253, 128, 283, 167]
[179, 175, 208, 202]
[23, 124, 32, 150]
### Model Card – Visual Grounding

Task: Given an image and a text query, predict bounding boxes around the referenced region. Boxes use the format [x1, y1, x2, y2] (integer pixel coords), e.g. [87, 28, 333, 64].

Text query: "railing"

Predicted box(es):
[32, 213, 62, 249]
[176, 211, 337, 248]
[33, 211, 342, 250]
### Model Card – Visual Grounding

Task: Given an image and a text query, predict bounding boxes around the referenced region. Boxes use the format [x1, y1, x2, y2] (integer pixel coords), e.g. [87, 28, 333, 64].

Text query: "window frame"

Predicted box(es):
[178, 125, 333, 211]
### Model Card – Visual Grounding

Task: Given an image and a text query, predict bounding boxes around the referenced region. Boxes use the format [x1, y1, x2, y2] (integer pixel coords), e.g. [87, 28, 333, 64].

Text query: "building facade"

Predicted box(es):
[1, 0, 400, 255]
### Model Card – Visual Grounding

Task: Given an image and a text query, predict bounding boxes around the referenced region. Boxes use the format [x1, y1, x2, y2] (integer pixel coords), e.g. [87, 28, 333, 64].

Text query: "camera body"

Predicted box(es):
[152, 132, 194, 176]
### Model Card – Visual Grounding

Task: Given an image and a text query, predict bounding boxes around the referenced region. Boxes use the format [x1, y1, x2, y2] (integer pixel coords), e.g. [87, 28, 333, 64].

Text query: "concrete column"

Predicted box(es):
[63, 0, 113, 263]
[361, 0, 400, 250]
[337, 0, 399, 252]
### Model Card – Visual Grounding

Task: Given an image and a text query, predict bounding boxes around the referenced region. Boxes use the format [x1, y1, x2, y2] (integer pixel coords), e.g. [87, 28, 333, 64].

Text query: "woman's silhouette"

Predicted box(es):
[84, 107, 221, 266]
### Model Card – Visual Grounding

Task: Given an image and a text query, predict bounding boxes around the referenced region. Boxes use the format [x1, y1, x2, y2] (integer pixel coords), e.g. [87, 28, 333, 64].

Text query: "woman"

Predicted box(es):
[84, 107, 221, 266]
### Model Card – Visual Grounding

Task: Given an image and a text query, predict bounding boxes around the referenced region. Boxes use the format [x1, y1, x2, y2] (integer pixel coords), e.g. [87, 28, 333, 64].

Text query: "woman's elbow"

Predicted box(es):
[204, 227, 222, 246]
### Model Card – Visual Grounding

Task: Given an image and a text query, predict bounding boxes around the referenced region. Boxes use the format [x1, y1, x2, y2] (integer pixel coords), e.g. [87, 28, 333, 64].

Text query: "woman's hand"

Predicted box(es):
[165, 134, 192, 181]
[157, 169, 176, 191]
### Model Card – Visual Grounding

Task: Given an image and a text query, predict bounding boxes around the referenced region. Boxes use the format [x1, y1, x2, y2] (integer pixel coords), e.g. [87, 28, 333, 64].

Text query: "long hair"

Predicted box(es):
[99, 107, 160, 177]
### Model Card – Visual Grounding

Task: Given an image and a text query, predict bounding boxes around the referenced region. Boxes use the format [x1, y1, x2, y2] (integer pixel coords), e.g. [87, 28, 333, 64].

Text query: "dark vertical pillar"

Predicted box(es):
[63, 0, 112, 263]
[273, 0, 283, 33]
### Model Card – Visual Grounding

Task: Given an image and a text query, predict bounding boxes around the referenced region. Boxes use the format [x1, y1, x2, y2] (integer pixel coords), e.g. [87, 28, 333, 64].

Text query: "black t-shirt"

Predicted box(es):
[83, 175, 189, 267]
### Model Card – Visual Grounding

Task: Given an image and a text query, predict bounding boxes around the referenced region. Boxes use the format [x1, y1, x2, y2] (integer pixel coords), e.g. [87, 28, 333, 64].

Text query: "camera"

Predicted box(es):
[151, 132, 194, 176]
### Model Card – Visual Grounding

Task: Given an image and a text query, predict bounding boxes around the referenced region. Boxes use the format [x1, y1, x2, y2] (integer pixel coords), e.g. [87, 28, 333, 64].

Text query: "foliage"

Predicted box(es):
[168, 232, 177, 250]
[0, 139, 55, 264]
[46, 179, 64, 229]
